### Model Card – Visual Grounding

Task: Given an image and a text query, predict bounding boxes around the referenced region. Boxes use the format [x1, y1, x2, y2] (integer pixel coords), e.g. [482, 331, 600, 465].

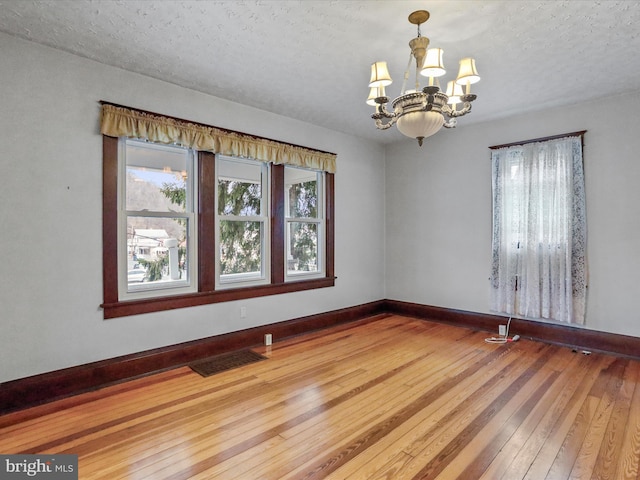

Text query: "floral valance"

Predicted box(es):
[100, 104, 337, 173]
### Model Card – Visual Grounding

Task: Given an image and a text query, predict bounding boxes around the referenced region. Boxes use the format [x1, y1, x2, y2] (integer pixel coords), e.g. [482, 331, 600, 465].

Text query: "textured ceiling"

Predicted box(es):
[1, 0, 640, 144]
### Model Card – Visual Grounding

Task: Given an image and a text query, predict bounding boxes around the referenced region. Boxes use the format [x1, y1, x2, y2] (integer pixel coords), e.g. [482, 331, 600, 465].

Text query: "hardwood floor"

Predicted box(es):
[1, 314, 639, 479]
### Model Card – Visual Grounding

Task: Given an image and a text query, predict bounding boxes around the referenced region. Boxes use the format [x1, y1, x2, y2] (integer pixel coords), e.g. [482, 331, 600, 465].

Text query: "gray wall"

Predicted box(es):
[2, 30, 639, 385]
[0, 33, 386, 383]
[385, 91, 640, 337]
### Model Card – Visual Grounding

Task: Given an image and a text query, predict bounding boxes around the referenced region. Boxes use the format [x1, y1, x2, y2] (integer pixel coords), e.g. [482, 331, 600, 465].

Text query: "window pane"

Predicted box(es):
[285, 167, 318, 218]
[220, 220, 263, 276]
[218, 159, 262, 215]
[126, 142, 188, 213]
[127, 216, 189, 289]
[287, 222, 318, 273]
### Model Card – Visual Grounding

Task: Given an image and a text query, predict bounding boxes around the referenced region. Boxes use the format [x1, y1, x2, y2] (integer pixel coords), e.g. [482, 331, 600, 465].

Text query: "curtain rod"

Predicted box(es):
[489, 130, 587, 150]
[98, 100, 337, 157]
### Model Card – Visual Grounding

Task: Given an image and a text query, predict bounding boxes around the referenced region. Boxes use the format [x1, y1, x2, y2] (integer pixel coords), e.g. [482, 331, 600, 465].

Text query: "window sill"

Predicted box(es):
[101, 277, 336, 319]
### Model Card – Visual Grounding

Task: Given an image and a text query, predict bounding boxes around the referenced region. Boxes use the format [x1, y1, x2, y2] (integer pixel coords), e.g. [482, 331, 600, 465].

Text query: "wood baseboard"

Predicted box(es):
[383, 299, 640, 360]
[2, 299, 638, 416]
[0, 301, 385, 415]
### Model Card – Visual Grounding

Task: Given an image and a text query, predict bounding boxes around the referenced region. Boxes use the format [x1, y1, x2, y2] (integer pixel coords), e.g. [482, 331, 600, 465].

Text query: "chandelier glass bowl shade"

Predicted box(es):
[368, 10, 480, 146]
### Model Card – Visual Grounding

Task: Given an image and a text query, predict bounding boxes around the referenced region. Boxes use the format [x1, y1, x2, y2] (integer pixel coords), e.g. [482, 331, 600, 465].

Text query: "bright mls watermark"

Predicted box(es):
[1, 455, 77, 479]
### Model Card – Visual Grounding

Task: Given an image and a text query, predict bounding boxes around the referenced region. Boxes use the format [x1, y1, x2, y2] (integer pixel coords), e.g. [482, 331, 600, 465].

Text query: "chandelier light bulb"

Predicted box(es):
[421, 48, 446, 78]
[366, 86, 386, 106]
[369, 61, 393, 88]
[445, 81, 464, 105]
[366, 87, 377, 106]
[455, 57, 480, 93]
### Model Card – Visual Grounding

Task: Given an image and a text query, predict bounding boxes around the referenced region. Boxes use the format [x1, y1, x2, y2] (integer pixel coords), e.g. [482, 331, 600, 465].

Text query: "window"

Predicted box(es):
[285, 166, 324, 279]
[100, 103, 335, 318]
[216, 156, 269, 287]
[120, 139, 196, 299]
[490, 133, 587, 324]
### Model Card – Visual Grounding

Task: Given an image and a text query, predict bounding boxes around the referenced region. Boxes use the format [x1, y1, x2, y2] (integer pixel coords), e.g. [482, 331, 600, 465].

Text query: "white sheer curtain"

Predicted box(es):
[490, 135, 587, 324]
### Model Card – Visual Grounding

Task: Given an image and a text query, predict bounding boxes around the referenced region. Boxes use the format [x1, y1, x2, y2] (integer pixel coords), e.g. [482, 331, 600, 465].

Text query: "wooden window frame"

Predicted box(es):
[101, 136, 335, 319]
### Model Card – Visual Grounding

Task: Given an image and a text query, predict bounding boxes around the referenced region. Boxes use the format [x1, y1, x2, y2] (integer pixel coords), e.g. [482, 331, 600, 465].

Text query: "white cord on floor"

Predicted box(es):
[485, 317, 520, 344]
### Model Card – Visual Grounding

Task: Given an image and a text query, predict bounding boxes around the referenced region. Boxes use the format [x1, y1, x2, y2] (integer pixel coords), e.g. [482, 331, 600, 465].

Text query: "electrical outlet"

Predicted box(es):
[240, 306, 247, 318]
[499, 325, 507, 337]
[265, 333, 273, 346]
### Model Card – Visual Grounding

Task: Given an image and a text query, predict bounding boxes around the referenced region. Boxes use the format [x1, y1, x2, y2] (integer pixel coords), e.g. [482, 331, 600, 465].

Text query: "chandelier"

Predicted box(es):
[367, 10, 480, 146]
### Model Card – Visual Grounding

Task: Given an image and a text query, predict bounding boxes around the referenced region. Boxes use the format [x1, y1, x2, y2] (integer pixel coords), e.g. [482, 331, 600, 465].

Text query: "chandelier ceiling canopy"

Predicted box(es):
[368, 10, 480, 146]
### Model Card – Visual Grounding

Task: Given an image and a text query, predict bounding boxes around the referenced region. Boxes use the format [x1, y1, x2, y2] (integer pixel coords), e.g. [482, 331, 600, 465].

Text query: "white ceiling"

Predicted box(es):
[1, 0, 640, 144]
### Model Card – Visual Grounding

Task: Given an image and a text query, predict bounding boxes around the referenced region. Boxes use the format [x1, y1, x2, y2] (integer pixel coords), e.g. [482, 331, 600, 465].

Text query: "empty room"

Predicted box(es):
[1, 1, 639, 479]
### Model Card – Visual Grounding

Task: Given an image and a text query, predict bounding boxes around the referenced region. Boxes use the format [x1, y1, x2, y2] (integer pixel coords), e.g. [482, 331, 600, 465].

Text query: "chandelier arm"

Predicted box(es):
[372, 103, 401, 130]
[373, 102, 398, 119]
[374, 117, 397, 130]
[443, 118, 457, 129]
[442, 102, 473, 118]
